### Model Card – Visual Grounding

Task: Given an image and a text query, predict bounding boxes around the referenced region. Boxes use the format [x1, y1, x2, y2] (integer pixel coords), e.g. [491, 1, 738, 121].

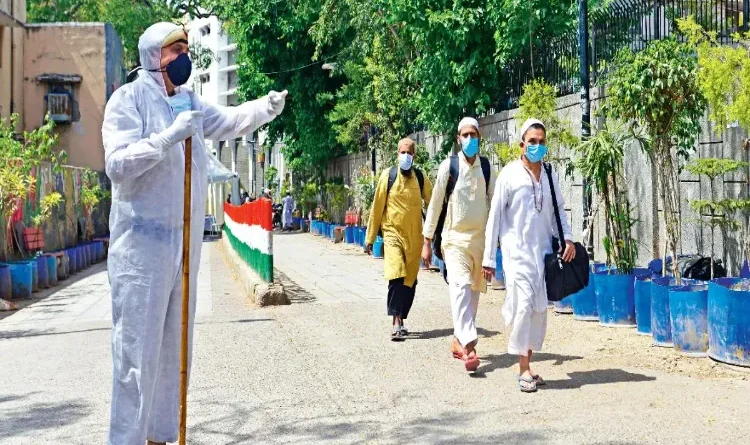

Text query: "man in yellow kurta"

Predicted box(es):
[366, 138, 433, 340]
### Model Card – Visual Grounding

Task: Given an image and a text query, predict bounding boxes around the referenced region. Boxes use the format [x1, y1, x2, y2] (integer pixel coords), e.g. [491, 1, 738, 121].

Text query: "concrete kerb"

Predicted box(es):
[218, 235, 289, 306]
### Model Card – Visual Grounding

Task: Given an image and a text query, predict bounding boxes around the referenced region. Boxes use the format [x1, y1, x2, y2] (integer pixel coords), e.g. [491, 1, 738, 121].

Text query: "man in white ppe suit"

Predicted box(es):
[102, 22, 287, 445]
[481, 118, 576, 393]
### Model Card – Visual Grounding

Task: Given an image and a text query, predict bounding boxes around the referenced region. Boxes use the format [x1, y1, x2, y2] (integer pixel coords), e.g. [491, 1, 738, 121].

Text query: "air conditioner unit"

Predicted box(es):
[46, 93, 72, 123]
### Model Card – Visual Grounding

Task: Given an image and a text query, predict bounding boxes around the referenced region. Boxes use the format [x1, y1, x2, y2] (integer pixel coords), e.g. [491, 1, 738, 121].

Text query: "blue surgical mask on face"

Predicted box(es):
[168, 91, 192, 115]
[461, 137, 479, 158]
[398, 153, 413, 171]
[524, 143, 548, 163]
[150, 52, 193, 87]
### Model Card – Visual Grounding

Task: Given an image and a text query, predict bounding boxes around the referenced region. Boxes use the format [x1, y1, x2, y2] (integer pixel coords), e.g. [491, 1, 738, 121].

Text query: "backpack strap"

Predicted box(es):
[544, 162, 565, 243]
[414, 168, 424, 195]
[479, 156, 491, 194]
[386, 166, 398, 196]
[445, 155, 459, 199]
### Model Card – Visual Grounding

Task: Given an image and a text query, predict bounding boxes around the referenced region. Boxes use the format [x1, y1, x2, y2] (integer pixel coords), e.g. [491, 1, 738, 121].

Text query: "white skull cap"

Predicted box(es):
[520, 118, 545, 140]
[457, 117, 480, 133]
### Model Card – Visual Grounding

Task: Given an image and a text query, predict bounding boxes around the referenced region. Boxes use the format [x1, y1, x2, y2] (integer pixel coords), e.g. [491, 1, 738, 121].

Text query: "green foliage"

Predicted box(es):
[212, 0, 346, 174]
[0, 114, 65, 258]
[517, 78, 579, 167]
[30, 192, 63, 228]
[602, 38, 707, 279]
[264, 166, 278, 189]
[685, 158, 748, 278]
[297, 182, 320, 216]
[574, 123, 645, 274]
[190, 42, 218, 72]
[324, 182, 351, 224]
[685, 158, 749, 181]
[601, 39, 706, 161]
[210, 0, 598, 175]
[493, 141, 522, 167]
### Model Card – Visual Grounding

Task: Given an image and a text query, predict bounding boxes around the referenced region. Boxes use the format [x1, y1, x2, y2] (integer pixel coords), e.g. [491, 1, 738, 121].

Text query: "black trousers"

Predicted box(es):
[387, 278, 417, 319]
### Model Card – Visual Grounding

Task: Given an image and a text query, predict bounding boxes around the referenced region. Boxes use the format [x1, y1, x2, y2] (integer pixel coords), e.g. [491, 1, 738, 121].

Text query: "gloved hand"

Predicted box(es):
[268, 90, 288, 116]
[158, 110, 205, 148]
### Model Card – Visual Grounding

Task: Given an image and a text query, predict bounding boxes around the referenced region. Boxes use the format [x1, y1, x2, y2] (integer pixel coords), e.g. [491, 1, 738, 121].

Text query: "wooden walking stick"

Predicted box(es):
[179, 136, 192, 445]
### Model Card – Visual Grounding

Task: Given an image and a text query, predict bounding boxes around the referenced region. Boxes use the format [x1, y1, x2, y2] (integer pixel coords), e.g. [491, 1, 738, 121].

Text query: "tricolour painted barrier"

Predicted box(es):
[224, 200, 274, 283]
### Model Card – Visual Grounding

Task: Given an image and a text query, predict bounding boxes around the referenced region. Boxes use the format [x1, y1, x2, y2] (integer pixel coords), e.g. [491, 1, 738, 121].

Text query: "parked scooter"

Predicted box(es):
[272, 204, 283, 229]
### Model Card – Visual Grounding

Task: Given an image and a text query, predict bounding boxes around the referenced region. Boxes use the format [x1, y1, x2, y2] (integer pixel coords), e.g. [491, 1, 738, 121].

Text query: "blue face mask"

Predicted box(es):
[168, 92, 192, 115]
[524, 144, 548, 163]
[150, 52, 193, 87]
[461, 137, 479, 158]
[398, 153, 413, 171]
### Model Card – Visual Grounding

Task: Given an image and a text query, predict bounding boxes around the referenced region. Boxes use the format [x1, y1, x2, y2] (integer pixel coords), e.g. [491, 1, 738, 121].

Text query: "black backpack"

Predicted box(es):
[376, 167, 425, 238]
[433, 155, 491, 264]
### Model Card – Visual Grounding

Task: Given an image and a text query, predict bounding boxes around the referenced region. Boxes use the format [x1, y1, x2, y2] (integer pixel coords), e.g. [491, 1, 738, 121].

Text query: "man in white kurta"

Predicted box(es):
[423, 117, 496, 372]
[482, 118, 576, 392]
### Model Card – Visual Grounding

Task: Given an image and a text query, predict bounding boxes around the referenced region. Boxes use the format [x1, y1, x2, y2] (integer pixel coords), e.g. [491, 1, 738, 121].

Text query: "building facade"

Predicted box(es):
[23, 22, 125, 171]
[0, 0, 26, 126]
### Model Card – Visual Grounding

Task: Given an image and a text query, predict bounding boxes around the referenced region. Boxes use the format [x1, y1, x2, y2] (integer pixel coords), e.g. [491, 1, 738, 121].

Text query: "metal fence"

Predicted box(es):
[492, 0, 749, 112]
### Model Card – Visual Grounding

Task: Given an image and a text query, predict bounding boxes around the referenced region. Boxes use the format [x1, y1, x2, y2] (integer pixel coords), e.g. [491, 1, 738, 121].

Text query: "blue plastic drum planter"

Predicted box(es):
[76, 246, 84, 271]
[45, 255, 58, 287]
[634, 274, 654, 335]
[572, 263, 609, 322]
[553, 297, 574, 314]
[373, 236, 385, 259]
[359, 228, 367, 248]
[66, 248, 78, 274]
[8, 262, 33, 299]
[345, 226, 355, 244]
[669, 284, 709, 357]
[707, 278, 750, 367]
[651, 277, 700, 347]
[594, 270, 637, 327]
[0, 265, 11, 300]
[571, 283, 597, 321]
[28, 259, 39, 293]
[36, 255, 49, 289]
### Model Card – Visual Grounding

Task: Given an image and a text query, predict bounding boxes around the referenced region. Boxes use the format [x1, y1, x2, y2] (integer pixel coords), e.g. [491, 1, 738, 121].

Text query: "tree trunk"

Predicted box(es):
[650, 151, 660, 259]
[655, 139, 682, 282]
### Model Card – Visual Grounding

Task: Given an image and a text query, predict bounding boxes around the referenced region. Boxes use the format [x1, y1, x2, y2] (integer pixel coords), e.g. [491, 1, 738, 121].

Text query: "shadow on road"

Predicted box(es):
[189, 396, 549, 445]
[409, 327, 501, 340]
[275, 269, 316, 304]
[473, 353, 585, 376]
[0, 326, 111, 340]
[0, 393, 90, 440]
[543, 369, 657, 390]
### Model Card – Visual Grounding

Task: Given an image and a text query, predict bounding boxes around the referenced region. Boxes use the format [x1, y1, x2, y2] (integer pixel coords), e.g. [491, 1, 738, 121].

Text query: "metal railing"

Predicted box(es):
[490, 0, 749, 113]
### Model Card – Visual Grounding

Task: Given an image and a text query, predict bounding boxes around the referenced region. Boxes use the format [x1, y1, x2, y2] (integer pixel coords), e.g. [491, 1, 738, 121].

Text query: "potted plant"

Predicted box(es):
[685, 158, 748, 279]
[28, 192, 63, 289]
[0, 114, 65, 299]
[575, 122, 645, 327]
[680, 17, 750, 275]
[603, 38, 706, 280]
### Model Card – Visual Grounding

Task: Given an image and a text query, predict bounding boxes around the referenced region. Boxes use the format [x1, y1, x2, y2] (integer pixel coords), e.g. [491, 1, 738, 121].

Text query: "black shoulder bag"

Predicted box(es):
[543, 163, 589, 302]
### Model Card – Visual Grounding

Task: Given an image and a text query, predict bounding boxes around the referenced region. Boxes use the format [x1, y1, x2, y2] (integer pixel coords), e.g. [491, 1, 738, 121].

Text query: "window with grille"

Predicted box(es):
[46, 93, 72, 123]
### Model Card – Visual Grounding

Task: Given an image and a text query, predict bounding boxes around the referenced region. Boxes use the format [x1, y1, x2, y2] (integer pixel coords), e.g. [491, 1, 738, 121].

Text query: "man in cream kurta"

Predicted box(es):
[422, 117, 496, 371]
[482, 118, 575, 393]
[366, 138, 433, 339]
